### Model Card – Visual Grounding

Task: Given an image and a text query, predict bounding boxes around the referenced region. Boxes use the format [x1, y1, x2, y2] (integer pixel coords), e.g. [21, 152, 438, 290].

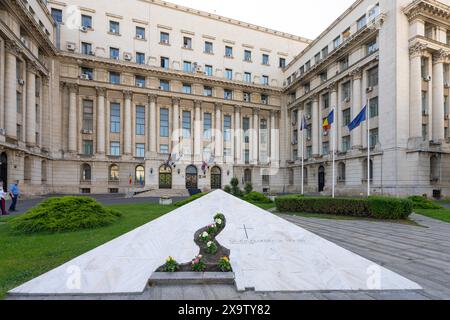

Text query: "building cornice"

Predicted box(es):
[403, 0, 450, 22]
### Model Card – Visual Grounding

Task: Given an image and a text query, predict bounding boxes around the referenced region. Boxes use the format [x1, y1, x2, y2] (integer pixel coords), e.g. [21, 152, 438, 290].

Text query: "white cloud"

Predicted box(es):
[165, 0, 355, 39]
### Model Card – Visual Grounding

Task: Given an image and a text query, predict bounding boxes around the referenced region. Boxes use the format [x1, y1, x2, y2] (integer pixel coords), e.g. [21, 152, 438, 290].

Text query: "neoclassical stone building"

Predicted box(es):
[2, 0, 450, 198]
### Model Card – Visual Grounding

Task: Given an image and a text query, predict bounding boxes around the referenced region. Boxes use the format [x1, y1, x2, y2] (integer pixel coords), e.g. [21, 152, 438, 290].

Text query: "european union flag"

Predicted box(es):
[300, 114, 308, 131]
[348, 106, 367, 131]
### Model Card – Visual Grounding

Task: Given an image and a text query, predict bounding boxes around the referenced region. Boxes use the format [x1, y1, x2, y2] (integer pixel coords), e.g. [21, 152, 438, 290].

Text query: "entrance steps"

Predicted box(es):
[133, 189, 190, 198]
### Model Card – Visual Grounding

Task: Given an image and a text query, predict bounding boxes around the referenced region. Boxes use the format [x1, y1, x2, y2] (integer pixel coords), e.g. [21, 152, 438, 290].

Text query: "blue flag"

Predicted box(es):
[300, 114, 308, 131]
[348, 106, 367, 131]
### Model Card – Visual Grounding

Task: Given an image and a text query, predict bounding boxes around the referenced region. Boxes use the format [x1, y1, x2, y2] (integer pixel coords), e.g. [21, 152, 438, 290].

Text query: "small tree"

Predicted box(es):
[230, 177, 243, 197]
[244, 182, 253, 195]
[224, 185, 232, 194]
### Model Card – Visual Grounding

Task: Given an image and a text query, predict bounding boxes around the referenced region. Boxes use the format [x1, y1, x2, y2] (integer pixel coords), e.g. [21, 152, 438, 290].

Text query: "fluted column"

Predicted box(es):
[26, 63, 37, 146]
[271, 110, 279, 165]
[432, 50, 447, 142]
[194, 100, 202, 162]
[214, 103, 223, 161]
[234, 105, 242, 164]
[96, 87, 106, 154]
[4, 42, 20, 139]
[351, 69, 363, 148]
[123, 90, 132, 155]
[311, 96, 319, 157]
[148, 94, 157, 155]
[409, 44, 426, 139]
[252, 108, 260, 165]
[172, 97, 180, 156]
[41, 76, 50, 149]
[68, 83, 78, 153]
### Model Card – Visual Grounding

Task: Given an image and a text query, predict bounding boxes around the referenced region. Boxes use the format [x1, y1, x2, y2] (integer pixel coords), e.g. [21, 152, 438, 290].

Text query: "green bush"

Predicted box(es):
[10, 197, 122, 234]
[243, 192, 273, 204]
[408, 196, 442, 210]
[175, 192, 208, 207]
[230, 177, 243, 197]
[275, 195, 413, 220]
[244, 182, 253, 195]
[224, 185, 232, 194]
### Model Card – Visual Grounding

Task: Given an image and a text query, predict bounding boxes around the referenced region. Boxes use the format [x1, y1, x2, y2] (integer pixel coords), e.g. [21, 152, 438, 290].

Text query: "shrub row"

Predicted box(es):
[275, 196, 413, 220]
[174, 192, 209, 207]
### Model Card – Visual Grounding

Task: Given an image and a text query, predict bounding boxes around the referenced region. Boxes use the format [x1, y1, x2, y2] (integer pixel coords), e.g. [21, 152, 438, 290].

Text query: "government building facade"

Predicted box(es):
[1, 0, 450, 198]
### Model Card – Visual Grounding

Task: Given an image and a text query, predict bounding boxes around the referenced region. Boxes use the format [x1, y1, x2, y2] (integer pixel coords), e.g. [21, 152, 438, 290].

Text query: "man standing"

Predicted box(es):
[9, 180, 20, 212]
[0, 181, 8, 215]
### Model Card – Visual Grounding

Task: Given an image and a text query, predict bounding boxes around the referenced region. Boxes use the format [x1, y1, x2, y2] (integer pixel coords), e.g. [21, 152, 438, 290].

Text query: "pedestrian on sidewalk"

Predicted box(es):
[9, 180, 20, 213]
[0, 181, 8, 215]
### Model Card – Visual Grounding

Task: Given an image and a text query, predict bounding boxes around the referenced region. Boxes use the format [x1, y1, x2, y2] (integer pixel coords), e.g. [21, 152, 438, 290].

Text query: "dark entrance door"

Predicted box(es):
[318, 166, 325, 192]
[185, 165, 198, 189]
[211, 166, 222, 189]
[159, 165, 172, 189]
[0, 153, 7, 192]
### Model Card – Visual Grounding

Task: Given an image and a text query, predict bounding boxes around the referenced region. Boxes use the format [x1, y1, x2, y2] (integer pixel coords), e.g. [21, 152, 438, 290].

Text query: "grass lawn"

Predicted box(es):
[251, 202, 276, 210]
[0, 203, 176, 300]
[415, 206, 450, 223]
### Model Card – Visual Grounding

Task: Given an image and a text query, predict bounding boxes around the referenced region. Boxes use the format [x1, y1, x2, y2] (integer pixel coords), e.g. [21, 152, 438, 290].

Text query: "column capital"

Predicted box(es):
[123, 90, 133, 100]
[214, 102, 223, 111]
[311, 94, 319, 103]
[67, 83, 79, 94]
[96, 87, 106, 97]
[41, 75, 50, 86]
[5, 40, 22, 56]
[234, 105, 242, 113]
[194, 100, 202, 108]
[409, 43, 427, 58]
[253, 107, 260, 116]
[26, 61, 39, 75]
[148, 94, 157, 103]
[350, 68, 363, 80]
[172, 97, 181, 105]
[433, 49, 450, 65]
[327, 82, 338, 93]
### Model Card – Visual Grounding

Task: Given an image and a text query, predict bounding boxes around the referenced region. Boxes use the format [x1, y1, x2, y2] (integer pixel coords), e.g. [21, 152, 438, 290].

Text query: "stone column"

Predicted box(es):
[26, 63, 37, 146]
[409, 44, 426, 139]
[214, 103, 223, 161]
[123, 90, 132, 155]
[311, 96, 320, 157]
[41, 76, 50, 149]
[4, 42, 20, 139]
[351, 69, 363, 148]
[172, 97, 180, 156]
[234, 105, 242, 164]
[432, 50, 448, 143]
[329, 83, 338, 152]
[148, 94, 157, 155]
[194, 100, 202, 162]
[252, 108, 260, 165]
[270, 110, 279, 165]
[68, 83, 78, 153]
[297, 107, 302, 160]
[96, 87, 106, 154]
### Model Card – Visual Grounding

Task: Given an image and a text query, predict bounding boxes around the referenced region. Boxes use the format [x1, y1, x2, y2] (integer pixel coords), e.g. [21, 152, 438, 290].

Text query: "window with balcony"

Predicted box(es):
[339, 56, 349, 71]
[322, 46, 329, 58]
[314, 53, 321, 64]
[319, 71, 327, 83]
[333, 36, 341, 49]
[342, 28, 351, 41]
[81, 67, 93, 80]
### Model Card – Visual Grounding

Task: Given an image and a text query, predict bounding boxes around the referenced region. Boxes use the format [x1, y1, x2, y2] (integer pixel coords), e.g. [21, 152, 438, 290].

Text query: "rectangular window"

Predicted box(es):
[160, 108, 169, 137]
[110, 47, 120, 59]
[322, 46, 329, 58]
[367, 39, 378, 55]
[183, 37, 192, 49]
[182, 83, 192, 94]
[182, 111, 191, 138]
[367, 67, 379, 87]
[161, 57, 169, 69]
[279, 57, 286, 68]
[342, 81, 351, 101]
[160, 144, 169, 154]
[225, 69, 233, 80]
[333, 36, 341, 49]
[224, 115, 232, 142]
[262, 54, 270, 65]
[81, 42, 92, 55]
[183, 61, 192, 73]
[422, 125, 428, 139]
[224, 89, 233, 100]
[224, 148, 232, 157]
[244, 72, 252, 83]
[225, 46, 233, 57]
[261, 94, 268, 105]
[135, 75, 146, 87]
[320, 71, 327, 83]
[109, 21, 120, 34]
[51, 8, 63, 24]
[243, 92, 251, 102]
[136, 52, 145, 64]
[243, 117, 250, 143]
[342, 28, 351, 41]
[244, 149, 250, 164]
[205, 65, 213, 76]
[109, 72, 121, 84]
[160, 32, 170, 44]
[204, 113, 212, 140]
[136, 106, 145, 135]
[136, 143, 145, 158]
[322, 93, 330, 109]
[160, 80, 170, 91]
[81, 15, 92, 28]
[339, 56, 349, 71]
[422, 91, 428, 115]
[357, 15, 367, 30]
[83, 140, 93, 155]
[204, 86, 213, 97]
[110, 103, 121, 133]
[262, 75, 269, 85]
[136, 26, 145, 39]
[110, 142, 120, 156]
[82, 100, 94, 131]
[369, 97, 379, 118]
[315, 53, 321, 64]
[16, 92, 22, 113]
[81, 67, 93, 80]
[322, 142, 329, 155]
[306, 146, 312, 159]
[370, 128, 379, 148]
[342, 136, 351, 152]
[244, 50, 252, 62]
[343, 108, 351, 126]
[205, 41, 213, 54]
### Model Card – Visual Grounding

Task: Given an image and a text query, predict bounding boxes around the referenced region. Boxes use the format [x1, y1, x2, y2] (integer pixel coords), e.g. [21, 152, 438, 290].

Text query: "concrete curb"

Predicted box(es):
[148, 272, 235, 286]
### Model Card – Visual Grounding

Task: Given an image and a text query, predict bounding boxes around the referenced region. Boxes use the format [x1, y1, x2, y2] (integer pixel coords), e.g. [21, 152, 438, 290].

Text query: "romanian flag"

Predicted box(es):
[129, 174, 133, 186]
[322, 110, 335, 131]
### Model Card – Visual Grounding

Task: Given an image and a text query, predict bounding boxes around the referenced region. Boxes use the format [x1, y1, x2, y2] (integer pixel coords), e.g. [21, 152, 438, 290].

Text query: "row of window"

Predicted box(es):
[81, 163, 144, 183]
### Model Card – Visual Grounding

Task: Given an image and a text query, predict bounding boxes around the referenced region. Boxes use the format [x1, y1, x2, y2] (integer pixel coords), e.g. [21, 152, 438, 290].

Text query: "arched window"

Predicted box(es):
[211, 166, 222, 189]
[41, 160, 47, 182]
[109, 164, 119, 181]
[24, 156, 32, 181]
[430, 156, 440, 183]
[135, 165, 145, 185]
[81, 163, 92, 181]
[338, 162, 346, 183]
[244, 168, 252, 184]
[303, 167, 308, 185]
[363, 159, 374, 182]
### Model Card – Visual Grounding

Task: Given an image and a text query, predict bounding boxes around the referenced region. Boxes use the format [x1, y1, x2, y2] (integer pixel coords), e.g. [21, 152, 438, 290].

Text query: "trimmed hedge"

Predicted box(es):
[174, 192, 209, 207]
[10, 196, 122, 234]
[275, 195, 413, 220]
[408, 196, 442, 210]
[243, 192, 273, 204]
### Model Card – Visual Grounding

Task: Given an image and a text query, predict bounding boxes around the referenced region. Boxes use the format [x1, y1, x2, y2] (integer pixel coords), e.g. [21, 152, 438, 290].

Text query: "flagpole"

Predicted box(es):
[301, 112, 304, 195]
[332, 107, 336, 199]
[367, 99, 371, 197]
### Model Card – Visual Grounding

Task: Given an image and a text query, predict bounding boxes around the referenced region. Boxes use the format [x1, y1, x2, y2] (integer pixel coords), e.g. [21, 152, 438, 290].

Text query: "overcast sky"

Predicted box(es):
[167, 0, 356, 39]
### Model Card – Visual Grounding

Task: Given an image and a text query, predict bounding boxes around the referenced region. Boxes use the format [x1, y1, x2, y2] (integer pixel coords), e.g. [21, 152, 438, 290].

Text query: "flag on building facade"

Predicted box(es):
[348, 106, 367, 131]
[300, 114, 308, 131]
[322, 110, 335, 131]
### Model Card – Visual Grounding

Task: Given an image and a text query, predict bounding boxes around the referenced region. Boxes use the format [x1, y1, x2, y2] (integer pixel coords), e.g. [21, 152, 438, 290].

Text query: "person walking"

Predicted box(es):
[9, 180, 20, 212]
[0, 181, 8, 215]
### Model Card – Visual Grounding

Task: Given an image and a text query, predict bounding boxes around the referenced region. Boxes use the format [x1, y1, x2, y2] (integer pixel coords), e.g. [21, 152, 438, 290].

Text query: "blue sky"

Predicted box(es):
[166, 0, 356, 39]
